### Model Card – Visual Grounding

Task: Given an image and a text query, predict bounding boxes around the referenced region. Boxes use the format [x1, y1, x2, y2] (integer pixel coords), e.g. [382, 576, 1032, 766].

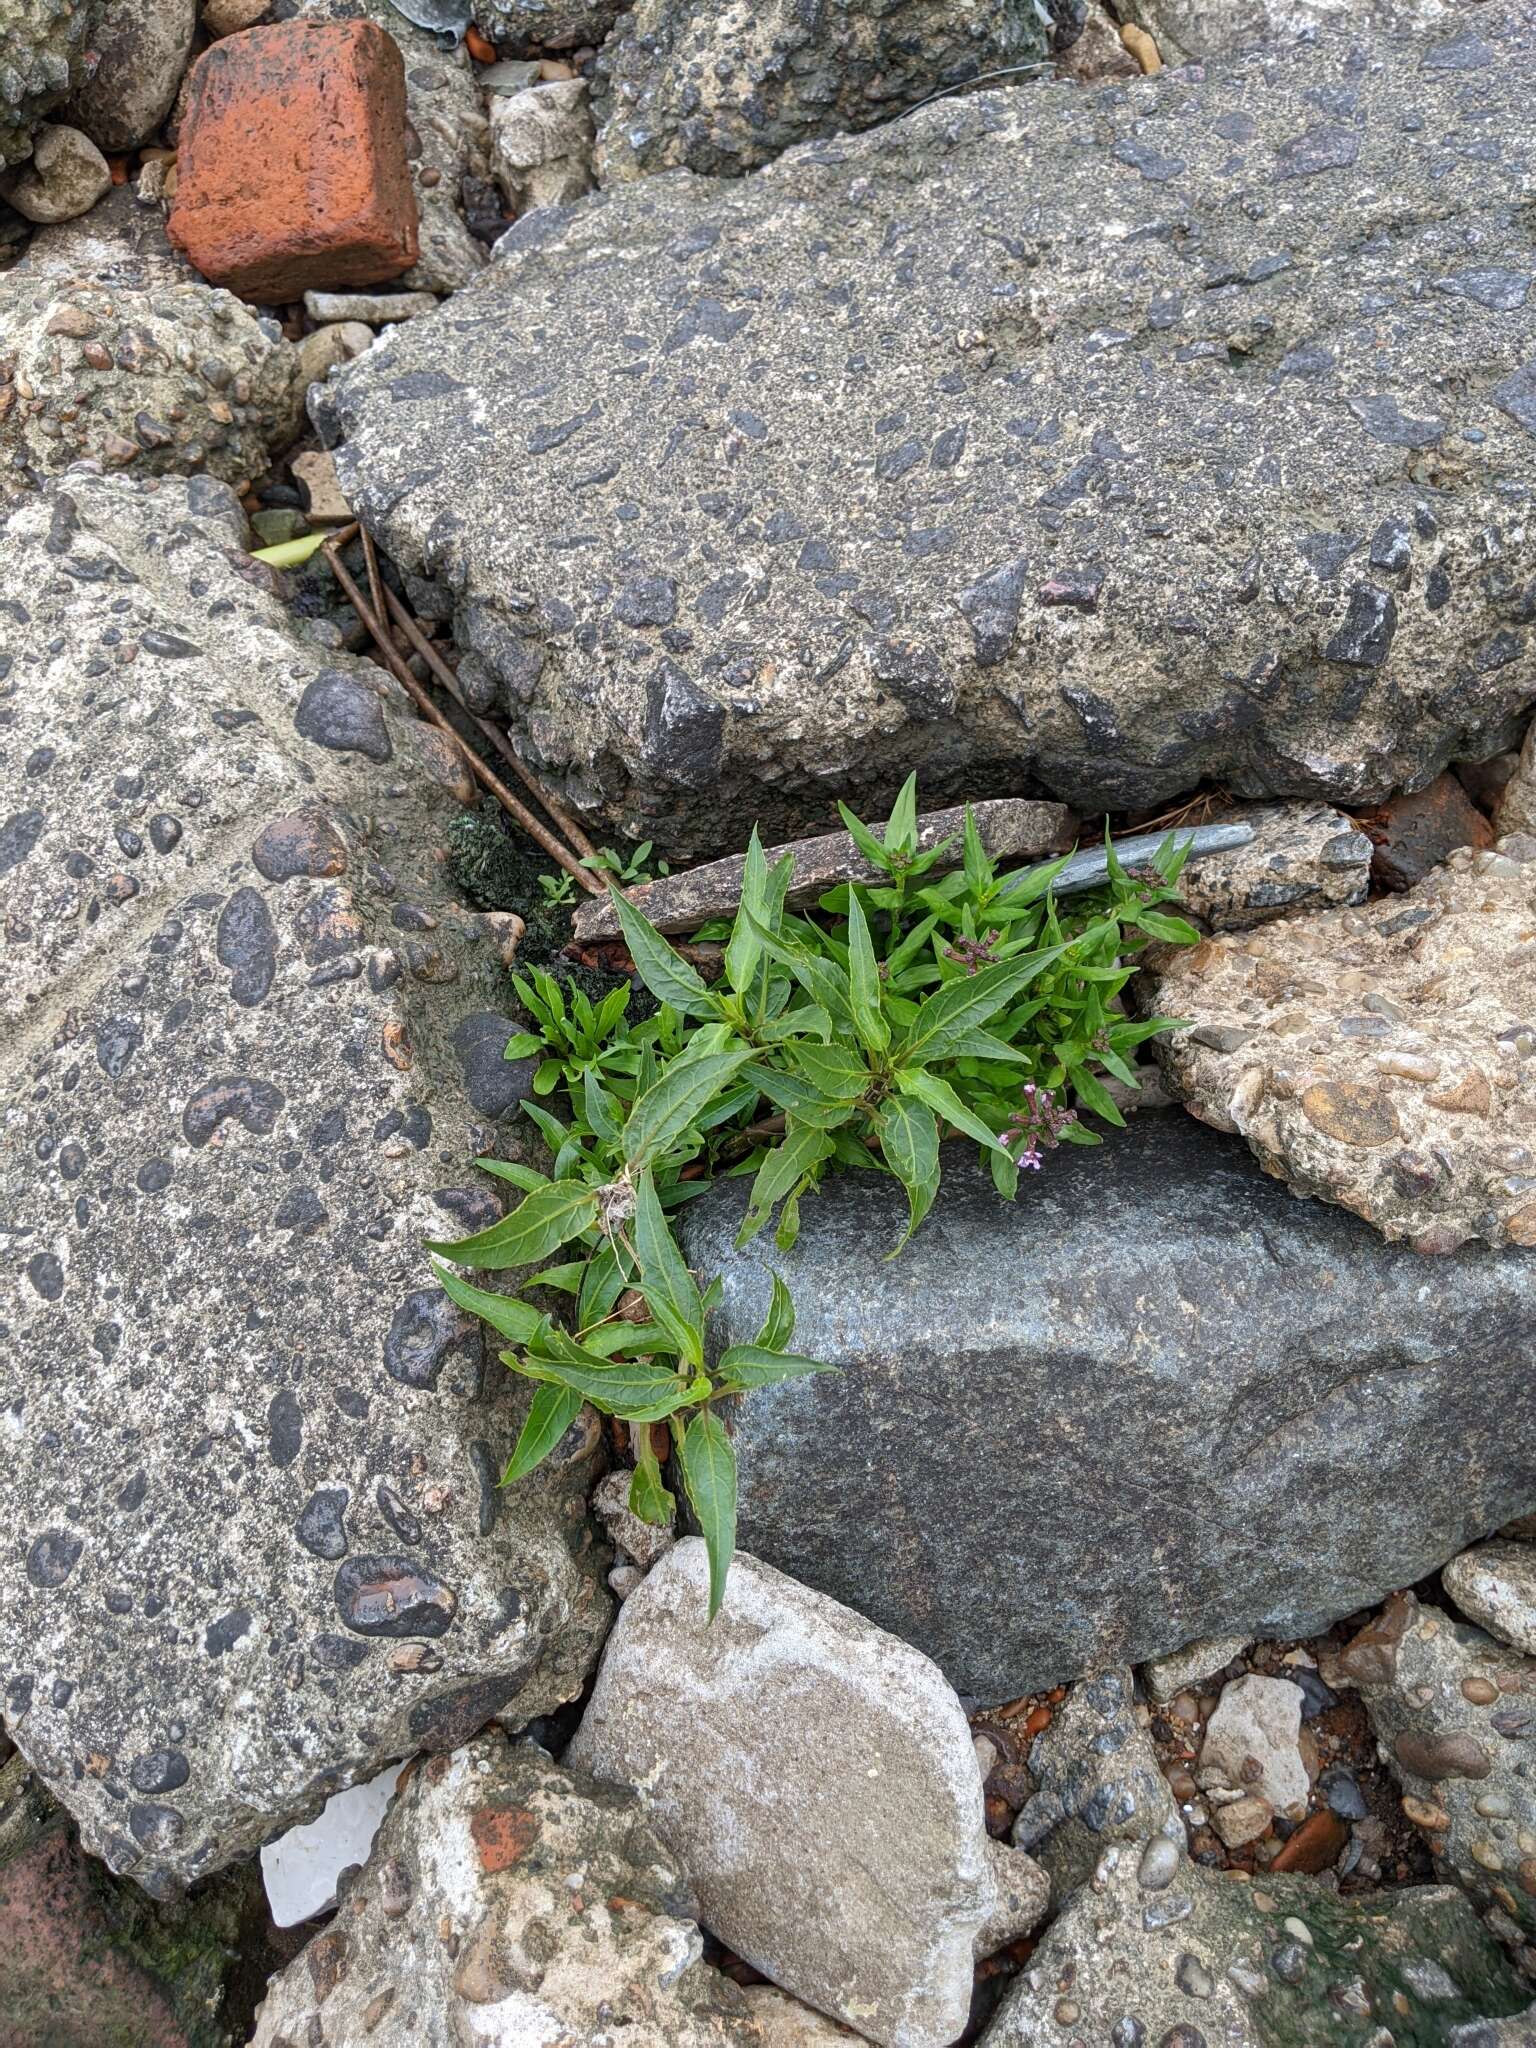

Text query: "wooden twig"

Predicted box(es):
[322, 539, 603, 896]
[378, 583, 601, 865]
[359, 526, 390, 656]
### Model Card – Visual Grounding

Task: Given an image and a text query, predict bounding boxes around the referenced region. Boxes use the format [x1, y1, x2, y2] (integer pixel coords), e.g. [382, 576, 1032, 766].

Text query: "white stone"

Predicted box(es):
[1443, 1541, 1536, 1658]
[0, 123, 111, 223]
[302, 288, 438, 325]
[593, 1466, 677, 1570]
[1143, 1632, 1251, 1704]
[259, 1760, 407, 1927]
[295, 321, 374, 389]
[1199, 1673, 1309, 1820]
[567, 1540, 1047, 2048]
[490, 79, 595, 214]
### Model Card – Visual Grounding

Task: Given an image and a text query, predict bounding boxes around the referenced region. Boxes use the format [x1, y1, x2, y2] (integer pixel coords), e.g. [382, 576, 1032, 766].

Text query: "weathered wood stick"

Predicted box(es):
[572, 799, 1075, 942]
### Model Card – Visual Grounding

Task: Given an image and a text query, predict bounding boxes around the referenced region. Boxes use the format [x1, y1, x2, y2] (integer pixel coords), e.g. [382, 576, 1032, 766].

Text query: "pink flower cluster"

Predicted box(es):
[999, 1082, 1076, 1172]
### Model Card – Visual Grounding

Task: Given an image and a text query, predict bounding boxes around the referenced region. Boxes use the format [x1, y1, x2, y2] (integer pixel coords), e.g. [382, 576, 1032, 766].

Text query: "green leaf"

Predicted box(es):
[473, 1158, 550, 1193]
[521, 1349, 693, 1421]
[876, 1096, 940, 1249]
[896, 942, 1067, 1065]
[895, 1067, 1006, 1152]
[989, 1144, 1021, 1201]
[843, 890, 890, 1054]
[578, 1240, 627, 1328]
[775, 1190, 802, 1251]
[837, 801, 897, 874]
[429, 1259, 546, 1345]
[574, 1319, 674, 1358]
[622, 1046, 755, 1172]
[753, 1005, 833, 1045]
[629, 1443, 676, 1527]
[790, 1041, 874, 1100]
[678, 1409, 737, 1620]
[1067, 1065, 1127, 1129]
[724, 829, 770, 997]
[741, 910, 853, 1028]
[885, 773, 919, 856]
[634, 1169, 703, 1356]
[424, 1181, 601, 1271]
[753, 1271, 795, 1352]
[521, 1260, 585, 1296]
[937, 1027, 1030, 1063]
[502, 1382, 583, 1485]
[608, 888, 716, 1018]
[251, 530, 327, 569]
[737, 1122, 834, 1247]
[716, 1344, 835, 1389]
[582, 1068, 620, 1143]
[997, 850, 1074, 907]
[962, 804, 992, 893]
[744, 1063, 853, 1131]
[1133, 906, 1203, 946]
[520, 1101, 569, 1152]
[502, 1032, 545, 1059]
[884, 912, 941, 981]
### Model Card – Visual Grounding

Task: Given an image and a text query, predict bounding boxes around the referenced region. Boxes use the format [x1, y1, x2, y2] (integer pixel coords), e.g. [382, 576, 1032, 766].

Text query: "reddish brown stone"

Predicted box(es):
[1369, 771, 1495, 892]
[1268, 1809, 1348, 1874]
[168, 21, 419, 301]
[469, 1804, 539, 1873]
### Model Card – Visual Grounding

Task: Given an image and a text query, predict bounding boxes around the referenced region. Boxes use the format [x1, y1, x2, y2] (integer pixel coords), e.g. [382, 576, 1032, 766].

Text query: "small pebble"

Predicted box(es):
[303, 289, 439, 325]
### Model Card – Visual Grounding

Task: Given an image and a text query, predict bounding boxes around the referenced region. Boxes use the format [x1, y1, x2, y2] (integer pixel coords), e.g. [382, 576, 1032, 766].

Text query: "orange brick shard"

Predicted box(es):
[168, 20, 419, 302]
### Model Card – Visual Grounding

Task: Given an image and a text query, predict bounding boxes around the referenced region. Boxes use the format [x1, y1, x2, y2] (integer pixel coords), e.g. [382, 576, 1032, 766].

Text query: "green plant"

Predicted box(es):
[582, 839, 672, 887]
[432, 1176, 829, 1616]
[428, 781, 1199, 1617]
[537, 869, 577, 908]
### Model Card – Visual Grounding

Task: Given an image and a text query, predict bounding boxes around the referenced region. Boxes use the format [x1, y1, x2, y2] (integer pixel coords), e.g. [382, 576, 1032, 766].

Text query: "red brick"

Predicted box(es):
[168, 21, 419, 302]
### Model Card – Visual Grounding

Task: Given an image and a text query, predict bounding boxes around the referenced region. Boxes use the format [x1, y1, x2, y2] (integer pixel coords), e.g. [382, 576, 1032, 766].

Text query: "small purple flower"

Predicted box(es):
[1000, 1082, 1076, 1169]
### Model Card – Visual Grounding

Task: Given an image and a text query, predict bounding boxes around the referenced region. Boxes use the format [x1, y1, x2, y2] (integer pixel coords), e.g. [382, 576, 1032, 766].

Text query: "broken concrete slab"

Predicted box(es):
[1141, 833, 1536, 1249]
[321, 9, 1536, 858]
[0, 472, 609, 1895]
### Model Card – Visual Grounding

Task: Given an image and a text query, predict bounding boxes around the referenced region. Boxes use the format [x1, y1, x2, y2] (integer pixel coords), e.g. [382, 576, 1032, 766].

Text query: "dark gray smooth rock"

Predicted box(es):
[680, 1118, 1536, 1701]
[322, 7, 1536, 858]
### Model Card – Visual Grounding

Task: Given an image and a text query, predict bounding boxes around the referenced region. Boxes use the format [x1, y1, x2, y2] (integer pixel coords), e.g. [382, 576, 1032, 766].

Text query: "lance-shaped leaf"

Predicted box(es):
[622, 1044, 756, 1171]
[844, 889, 890, 1054]
[724, 829, 770, 997]
[502, 1383, 583, 1485]
[737, 1120, 834, 1248]
[429, 1260, 545, 1346]
[634, 1169, 703, 1338]
[895, 1067, 1008, 1153]
[608, 886, 717, 1017]
[473, 1158, 549, 1193]
[876, 1096, 940, 1250]
[629, 1441, 676, 1527]
[895, 942, 1068, 1065]
[678, 1408, 737, 1620]
[754, 1271, 795, 1352]
[425, 1181, 601, 1271]
[715, 1344, 836, 1390]
[789, 1040, 873, 1100]
[520, 1349, 697, 1422]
